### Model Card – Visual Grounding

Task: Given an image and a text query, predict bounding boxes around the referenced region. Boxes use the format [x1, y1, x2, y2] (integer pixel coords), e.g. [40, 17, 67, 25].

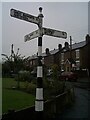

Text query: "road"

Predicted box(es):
[56, 79, 90, 119]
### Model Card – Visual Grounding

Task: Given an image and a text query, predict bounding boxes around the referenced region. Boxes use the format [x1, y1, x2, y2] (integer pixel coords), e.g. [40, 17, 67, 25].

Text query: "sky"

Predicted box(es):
[0, 1, 89, 61]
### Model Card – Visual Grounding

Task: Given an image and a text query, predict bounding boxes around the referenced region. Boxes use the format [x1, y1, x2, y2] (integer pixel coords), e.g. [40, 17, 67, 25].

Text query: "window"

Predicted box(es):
[66, 67, 70, 72]
[76, 49, 80, 59]
[61, 53, 64, 62]
[30, 61, 33, 65]
[61, 53, 64, 71]
[33, 60, 35, 65]
[76, 60, 80, 70]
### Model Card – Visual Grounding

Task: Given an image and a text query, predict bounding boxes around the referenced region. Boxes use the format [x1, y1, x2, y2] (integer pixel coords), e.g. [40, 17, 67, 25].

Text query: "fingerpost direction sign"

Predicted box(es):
[42, 27, 67, 39]
[24, 29, 40, 42]
[10, 9, 39, 25]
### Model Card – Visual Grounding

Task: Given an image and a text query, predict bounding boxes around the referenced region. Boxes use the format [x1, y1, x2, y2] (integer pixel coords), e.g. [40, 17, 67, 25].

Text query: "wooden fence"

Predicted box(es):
[2, 87, 75, 120]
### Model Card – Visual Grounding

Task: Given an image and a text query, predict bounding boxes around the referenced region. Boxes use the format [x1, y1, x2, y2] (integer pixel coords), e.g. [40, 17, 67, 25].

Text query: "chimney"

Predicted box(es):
[37, 52, 38, 56]
[86, 34, 90, 44]
[45, 48, 49, 54]
[64, 42, 69, 50]
[58, 44, 62, 51]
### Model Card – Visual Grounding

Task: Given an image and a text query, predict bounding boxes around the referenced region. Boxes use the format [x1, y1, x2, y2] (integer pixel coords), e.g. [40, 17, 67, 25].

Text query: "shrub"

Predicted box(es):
[43, 78, 65, 99]
[26, 82, 36, 95]
[43, 79, 50, 89]
[51, 64, 59, 80]
[15, 70, 33, 82]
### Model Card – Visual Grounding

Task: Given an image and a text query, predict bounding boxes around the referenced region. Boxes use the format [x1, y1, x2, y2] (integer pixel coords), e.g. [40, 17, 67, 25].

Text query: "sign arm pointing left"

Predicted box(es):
[10, 9, 39, 25]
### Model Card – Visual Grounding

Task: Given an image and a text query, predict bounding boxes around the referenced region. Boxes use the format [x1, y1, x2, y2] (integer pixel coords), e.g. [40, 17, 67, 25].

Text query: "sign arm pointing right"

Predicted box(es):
[42, 27, 67, 39]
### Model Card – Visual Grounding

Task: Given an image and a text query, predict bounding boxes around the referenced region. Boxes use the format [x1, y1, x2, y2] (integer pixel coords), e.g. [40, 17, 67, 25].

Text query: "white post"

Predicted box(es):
[35, 7, 44, 119]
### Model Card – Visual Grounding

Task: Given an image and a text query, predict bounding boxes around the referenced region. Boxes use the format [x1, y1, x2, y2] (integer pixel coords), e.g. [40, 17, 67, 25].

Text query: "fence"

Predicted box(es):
[2, 87, 75, 120]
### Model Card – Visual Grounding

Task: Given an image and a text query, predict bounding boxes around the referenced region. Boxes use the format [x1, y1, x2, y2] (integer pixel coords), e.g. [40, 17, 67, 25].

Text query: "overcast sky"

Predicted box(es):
[1, 1, 88, 61]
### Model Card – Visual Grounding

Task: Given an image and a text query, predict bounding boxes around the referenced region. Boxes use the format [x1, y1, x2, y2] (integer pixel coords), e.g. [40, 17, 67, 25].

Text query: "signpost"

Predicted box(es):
[24, 29, 39, 42]
[24, 27, 67, 42]
[10, 9, 39, 24]
[42, 27, 67, 39]
[10, 7, 67, 119]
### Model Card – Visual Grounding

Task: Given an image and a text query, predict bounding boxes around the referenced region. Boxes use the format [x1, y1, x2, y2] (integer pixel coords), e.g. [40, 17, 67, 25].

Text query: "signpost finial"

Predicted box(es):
[39, 7, 42, 13]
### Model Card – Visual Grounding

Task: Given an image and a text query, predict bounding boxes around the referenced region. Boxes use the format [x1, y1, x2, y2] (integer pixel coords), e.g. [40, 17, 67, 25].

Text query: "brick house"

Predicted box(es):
[26, 45, 61, 70]
[60, 34, 90, 72]
[42, 47, 60, 68]
[26, 34, 90, 75]
[26, 55, 38, 68]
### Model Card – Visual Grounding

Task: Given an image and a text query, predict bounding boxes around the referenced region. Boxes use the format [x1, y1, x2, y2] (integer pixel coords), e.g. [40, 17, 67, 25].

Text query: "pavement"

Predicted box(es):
[55, 77, 90, 119]
[73, 77, 90, 90]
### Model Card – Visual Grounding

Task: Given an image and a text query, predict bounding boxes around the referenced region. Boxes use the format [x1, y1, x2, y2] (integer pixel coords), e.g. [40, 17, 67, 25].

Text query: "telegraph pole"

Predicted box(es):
[11, 44, 14, 61]
[35, 7, 44, 119]
[70, 36, 72, 71]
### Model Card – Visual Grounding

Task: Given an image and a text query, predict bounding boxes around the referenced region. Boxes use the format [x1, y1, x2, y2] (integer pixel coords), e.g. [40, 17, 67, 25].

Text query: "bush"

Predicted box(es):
[43, 79, 50, 89]
[15, 70, 33, 82]
[43, 78, 65, 99]
[48, 80, 64, 96]
[51, 64, 59, 80]
[26, 82, 36, 95]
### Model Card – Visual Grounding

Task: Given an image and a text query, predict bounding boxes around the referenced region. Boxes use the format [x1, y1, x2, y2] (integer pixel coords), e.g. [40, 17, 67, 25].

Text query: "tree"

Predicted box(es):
[2, 44, 25, 77]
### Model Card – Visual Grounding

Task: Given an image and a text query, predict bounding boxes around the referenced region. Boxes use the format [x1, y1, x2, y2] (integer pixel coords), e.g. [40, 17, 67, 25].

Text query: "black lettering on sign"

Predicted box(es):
[62, 32, 65, 36]
[14, 10, 18, 18]
[44, 28, 54, 35]
[36, 31, 38, 34]
[30, 33, 34, 37]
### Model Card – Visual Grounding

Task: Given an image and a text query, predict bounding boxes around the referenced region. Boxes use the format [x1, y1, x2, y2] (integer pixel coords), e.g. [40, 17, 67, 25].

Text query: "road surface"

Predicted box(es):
[56, 87, 90, 119]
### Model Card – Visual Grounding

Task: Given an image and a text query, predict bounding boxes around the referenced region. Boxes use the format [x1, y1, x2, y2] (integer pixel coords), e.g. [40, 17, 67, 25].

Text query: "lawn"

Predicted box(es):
[2, 78, 35, 113]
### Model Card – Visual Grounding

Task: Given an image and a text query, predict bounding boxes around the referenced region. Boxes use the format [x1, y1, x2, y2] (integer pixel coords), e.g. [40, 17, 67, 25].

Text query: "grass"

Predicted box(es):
[2, 78, 25, 89]
[2, 78, 35, 113]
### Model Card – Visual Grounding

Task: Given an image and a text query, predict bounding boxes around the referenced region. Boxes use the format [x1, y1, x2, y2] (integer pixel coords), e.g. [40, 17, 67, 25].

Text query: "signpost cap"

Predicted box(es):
[39, 7, 42, 12]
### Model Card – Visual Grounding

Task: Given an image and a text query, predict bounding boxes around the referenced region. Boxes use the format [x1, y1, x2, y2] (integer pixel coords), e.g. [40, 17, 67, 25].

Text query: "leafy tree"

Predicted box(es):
[2, 44, 25, 77]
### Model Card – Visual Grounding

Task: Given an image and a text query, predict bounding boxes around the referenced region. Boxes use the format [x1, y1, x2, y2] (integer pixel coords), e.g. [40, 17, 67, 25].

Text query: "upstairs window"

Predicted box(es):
[30, 61, 33, 65]
[61, 53, 64, 62]
[76, 49, 80, 59]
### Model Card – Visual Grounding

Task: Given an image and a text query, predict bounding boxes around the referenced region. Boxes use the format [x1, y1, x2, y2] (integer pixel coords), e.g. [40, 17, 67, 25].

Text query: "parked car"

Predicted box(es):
[59, 71, 78, 81]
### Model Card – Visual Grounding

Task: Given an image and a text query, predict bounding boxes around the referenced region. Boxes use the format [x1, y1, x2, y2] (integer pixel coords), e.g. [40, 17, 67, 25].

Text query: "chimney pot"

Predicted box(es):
[45, 48, 49, 54]
[86, 34, 90, 44]
[64, 42, 69, 50]
[58, 44, 62, 51]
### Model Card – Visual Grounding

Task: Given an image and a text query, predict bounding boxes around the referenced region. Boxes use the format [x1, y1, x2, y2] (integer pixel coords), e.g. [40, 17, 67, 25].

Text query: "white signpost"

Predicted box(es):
[24, 29, 39, 42]
[43, 28, 67, 38]
[25, 27, 67, 42]
[42, 27, 67, 39]
[10, 7, 67, 119]
[10, 9, 39, 25]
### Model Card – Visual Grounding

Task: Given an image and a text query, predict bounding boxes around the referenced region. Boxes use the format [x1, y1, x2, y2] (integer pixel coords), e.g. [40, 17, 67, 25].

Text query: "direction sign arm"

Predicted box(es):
[10, 9, 39, 24]
[42, 27, 67, 39]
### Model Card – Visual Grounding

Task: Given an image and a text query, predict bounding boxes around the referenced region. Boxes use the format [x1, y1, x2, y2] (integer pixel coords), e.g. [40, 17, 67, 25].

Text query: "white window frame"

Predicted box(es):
[76, 49, 80, 59]
[61, 53, 64, 62]
[76, 60, 80, 70]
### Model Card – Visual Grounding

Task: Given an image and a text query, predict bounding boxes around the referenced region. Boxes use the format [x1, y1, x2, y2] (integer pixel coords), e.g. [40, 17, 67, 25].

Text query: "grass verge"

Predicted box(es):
[2, 78, 35, 113]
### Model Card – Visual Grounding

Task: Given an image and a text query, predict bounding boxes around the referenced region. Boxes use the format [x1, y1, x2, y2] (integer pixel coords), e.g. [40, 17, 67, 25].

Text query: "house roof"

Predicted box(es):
[27, 40, 86, 60]
[42, 49, 59, 57]
[72, 41, 86, 50]
[27, 55, 37, 60]
[65, 58, 76, 64]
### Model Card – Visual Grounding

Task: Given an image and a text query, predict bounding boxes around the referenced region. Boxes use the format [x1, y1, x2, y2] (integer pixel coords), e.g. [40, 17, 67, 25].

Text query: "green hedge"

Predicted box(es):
[15, 71, 33, 82]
